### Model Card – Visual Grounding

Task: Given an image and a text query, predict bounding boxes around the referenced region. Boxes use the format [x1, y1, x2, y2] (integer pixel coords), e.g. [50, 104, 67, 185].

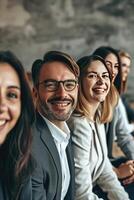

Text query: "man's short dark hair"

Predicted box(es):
[31, 50, 79, 86]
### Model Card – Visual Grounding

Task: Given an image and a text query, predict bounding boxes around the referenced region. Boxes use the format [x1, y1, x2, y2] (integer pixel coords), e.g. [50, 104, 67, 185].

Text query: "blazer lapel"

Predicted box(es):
[36, 113, 62, 182]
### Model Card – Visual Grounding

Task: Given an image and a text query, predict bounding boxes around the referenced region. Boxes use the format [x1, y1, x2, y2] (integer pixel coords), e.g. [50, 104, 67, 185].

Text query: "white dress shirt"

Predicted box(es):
[43, 116, 70, 200]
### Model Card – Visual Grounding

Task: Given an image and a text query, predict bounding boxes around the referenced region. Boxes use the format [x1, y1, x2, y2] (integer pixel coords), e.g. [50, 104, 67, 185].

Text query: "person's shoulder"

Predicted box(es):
[32, 112, 48, 132]
[68, 114, 87, 126]
[31, 116, 49, 154]
[67, 115, 90, 134]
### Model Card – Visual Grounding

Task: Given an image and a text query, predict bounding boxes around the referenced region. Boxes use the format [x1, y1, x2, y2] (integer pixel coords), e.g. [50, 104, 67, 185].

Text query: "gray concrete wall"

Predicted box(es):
[0, 0, 134, 100]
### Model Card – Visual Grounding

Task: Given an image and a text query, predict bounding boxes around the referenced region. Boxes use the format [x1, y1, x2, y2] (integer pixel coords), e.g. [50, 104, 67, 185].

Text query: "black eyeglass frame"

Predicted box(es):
[38, 79, 78, 92]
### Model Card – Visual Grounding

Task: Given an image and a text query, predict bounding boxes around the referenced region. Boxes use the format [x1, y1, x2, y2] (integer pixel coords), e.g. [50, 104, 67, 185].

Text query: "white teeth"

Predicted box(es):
[56, 103, 68, 106]
[94, 89, 105, 92]
[0, 120, 6, 126]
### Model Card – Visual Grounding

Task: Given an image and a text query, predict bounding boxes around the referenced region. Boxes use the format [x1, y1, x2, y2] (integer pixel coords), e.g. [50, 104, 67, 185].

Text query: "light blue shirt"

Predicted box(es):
[42, 115, 70, 200]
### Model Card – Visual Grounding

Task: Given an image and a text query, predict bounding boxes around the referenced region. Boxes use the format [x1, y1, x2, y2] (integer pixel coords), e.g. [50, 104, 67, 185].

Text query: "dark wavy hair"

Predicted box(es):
[0, 51, 35, 199]
[93, 46, 123, 94]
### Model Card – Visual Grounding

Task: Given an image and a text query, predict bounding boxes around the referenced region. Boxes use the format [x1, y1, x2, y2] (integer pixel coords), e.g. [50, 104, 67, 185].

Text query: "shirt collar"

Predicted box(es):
[39, 112, 70, 143]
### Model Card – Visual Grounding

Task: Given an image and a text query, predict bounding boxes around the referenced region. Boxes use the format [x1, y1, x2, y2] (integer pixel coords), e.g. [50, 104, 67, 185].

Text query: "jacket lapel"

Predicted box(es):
[36, 113, 62, 182]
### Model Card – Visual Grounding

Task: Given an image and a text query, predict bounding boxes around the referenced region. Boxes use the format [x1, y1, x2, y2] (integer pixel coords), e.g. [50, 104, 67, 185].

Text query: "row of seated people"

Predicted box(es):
[0, 48, 134, 200]
[27, 47, 134, 199]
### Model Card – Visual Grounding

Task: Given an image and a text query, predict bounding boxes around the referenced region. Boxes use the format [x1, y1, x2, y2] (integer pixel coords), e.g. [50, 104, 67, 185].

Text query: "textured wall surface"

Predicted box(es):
[0, 0, 134, 100]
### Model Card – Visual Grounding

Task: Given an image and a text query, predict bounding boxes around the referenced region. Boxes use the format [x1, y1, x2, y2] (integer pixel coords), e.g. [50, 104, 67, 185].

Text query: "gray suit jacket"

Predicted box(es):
[31, 112, 75, 200]
[68, 116, 129, 200]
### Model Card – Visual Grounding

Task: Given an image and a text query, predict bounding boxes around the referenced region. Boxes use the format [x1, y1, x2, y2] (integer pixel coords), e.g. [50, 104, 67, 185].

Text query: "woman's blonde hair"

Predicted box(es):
[119, 50, 131, 93]
[74, 55, 119, 123]
[119, 50, 131, 61]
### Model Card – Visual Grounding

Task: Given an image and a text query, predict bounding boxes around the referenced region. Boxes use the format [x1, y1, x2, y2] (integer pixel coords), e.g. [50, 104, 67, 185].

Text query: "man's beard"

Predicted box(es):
[38, 95, 76, 122]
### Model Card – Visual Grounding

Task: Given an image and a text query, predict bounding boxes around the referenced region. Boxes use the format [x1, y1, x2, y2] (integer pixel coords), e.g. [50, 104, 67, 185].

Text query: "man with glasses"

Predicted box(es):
[31, 51, 79, 200]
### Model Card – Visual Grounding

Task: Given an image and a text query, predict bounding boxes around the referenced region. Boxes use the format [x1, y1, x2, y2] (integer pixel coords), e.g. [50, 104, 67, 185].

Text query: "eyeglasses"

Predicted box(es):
[38, 79, 78, 92]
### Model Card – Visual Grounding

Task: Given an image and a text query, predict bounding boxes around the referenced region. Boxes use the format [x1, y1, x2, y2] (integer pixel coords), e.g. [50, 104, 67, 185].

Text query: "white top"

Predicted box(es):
[44, 117, 70, 200]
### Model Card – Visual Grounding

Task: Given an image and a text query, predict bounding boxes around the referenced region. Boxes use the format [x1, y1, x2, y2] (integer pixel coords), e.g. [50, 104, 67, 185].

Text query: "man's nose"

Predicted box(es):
[56, 83, 66, 96]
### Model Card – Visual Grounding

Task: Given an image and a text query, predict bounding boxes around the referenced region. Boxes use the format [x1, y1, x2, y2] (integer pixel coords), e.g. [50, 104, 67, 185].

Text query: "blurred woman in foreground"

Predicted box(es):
[0, 51, 35, 199]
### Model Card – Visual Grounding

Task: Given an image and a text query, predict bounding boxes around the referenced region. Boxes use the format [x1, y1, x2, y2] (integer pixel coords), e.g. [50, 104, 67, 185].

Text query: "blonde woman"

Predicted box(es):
[68, 55, 130, 199]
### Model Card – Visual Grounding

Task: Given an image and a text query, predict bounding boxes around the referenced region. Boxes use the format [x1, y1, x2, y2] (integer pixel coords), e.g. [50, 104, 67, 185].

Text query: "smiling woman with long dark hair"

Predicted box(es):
[93, 46, 134, 199]
[0, 50, 35, 200]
